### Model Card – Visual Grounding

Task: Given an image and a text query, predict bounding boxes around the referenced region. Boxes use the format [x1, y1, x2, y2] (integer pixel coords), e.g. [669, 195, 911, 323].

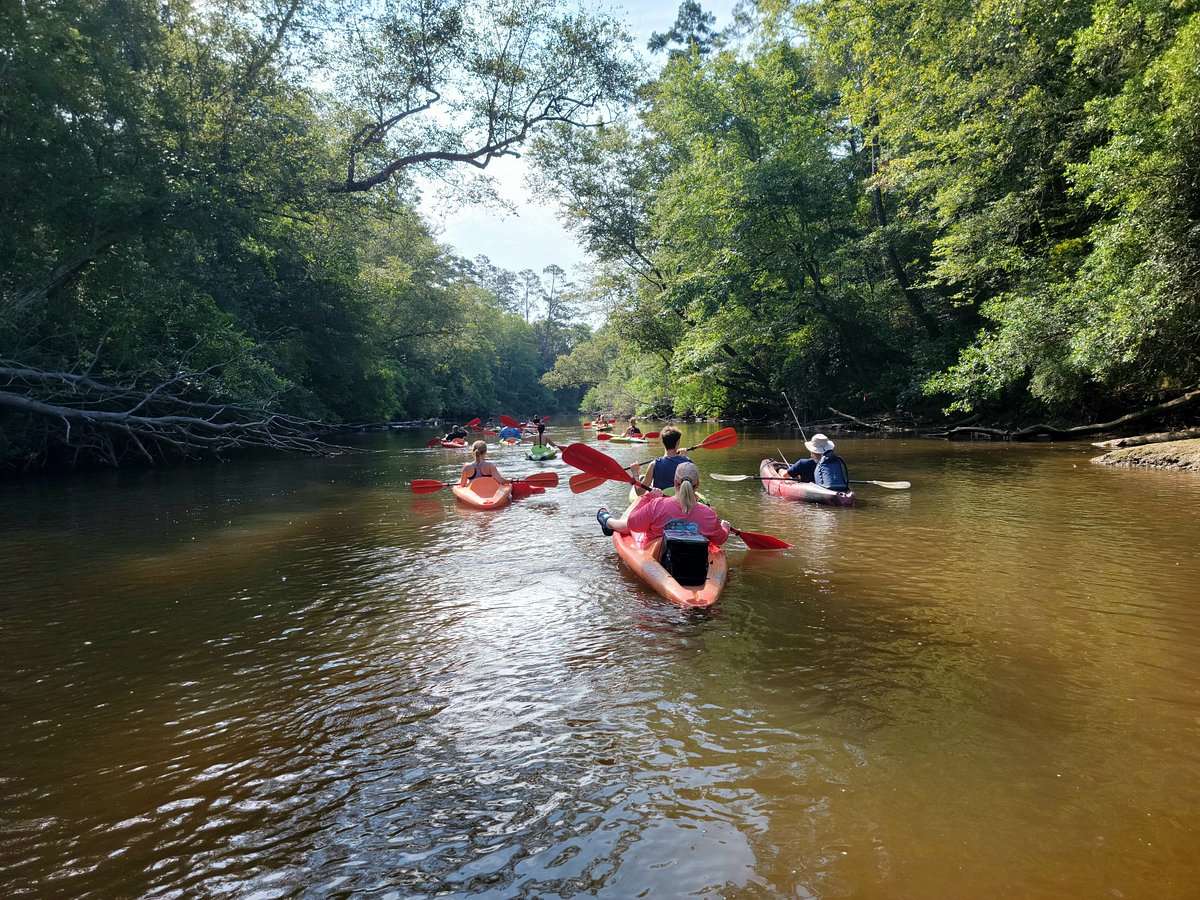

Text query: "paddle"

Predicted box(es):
[596, 431, 660, 441]
[570, 427, 739, 494]
[709, 473, 911, 490]
[561, 441, 788, 550]
[409, 471, 559, 494]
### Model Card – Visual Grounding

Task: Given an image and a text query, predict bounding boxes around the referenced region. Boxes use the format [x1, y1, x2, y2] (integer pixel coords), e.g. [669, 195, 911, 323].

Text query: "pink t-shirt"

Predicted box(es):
[625, 494, 730, 548]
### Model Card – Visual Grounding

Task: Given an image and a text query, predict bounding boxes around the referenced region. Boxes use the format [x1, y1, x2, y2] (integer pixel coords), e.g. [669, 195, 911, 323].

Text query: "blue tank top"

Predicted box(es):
[651, 454, 692, 490]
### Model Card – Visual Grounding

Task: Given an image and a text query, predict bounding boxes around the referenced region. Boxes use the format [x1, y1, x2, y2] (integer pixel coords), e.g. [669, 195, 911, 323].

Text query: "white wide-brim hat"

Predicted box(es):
[805, 433, 835, 454]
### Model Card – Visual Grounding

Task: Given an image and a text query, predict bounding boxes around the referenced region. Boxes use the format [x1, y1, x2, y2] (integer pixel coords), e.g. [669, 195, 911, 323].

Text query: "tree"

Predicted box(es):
[648, 1, 719, 58]
[330, 0, 638, 193]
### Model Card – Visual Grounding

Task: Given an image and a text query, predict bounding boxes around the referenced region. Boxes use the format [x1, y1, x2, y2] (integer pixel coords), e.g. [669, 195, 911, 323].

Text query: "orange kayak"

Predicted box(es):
[611, 532, 727, 608]
[451, 476, 513, 510]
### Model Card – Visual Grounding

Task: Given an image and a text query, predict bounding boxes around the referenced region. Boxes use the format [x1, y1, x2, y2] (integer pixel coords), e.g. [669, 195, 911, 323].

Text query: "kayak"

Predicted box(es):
[451, 476, 513, 510]
[604, 435, 647, 443]
[498, 438, 521, 446]
[526, 445, 558, 461]
[759, 459, 855, 507]
[439, 438, 467, 448]
[611, 532, 727, 608]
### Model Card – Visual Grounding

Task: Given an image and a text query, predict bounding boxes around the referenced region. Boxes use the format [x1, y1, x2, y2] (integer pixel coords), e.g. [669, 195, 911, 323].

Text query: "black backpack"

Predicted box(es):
[661, 524, 710, 586]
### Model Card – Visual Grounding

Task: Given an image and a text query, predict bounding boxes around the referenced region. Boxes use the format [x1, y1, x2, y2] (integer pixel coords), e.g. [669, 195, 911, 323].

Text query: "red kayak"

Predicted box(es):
[759, 459, 854, 507]
[439, 438, 468, 448]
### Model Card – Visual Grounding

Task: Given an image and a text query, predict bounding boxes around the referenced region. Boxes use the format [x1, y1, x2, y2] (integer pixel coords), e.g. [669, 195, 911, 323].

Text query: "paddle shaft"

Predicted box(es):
[781, 391, 806, 441]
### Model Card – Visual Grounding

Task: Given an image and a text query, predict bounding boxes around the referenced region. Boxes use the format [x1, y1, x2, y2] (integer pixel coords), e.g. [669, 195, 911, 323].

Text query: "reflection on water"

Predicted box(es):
[2, 428, 1200, 898]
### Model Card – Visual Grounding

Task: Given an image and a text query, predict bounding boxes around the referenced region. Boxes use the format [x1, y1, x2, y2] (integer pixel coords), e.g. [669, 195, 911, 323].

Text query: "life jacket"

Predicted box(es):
[660, 519, 709, 586]
[814, 452, 849, 491]
[651, 454, 692, 490]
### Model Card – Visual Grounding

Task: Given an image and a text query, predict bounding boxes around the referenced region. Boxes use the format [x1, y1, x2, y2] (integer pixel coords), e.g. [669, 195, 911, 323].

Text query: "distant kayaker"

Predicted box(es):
[622, 417, 642, 438]
[442, 423, 469, 441]
[459, 441, 509, 486]
[532, 415, 548, 446]
[786, 433, 850, 491]
[597, 462, 730, 548]
[632, 426, 691, 495]
[497, 424, 522, 441]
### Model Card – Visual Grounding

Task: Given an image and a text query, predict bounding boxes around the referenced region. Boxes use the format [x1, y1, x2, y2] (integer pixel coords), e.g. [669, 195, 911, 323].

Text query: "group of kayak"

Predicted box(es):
[414, 421, 896, 609]
[430, 414, 560, 459]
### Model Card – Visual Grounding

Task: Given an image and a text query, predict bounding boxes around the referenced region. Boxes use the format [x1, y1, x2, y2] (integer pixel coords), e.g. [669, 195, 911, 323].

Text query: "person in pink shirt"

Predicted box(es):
[597, 462, 731, 548]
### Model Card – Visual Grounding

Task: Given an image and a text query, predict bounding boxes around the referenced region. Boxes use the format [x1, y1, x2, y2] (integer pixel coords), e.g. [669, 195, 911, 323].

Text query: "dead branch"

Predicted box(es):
[0, 363, 355, 472]
[1091, 426, 1200, 450]
[926, 387, 1200, 441]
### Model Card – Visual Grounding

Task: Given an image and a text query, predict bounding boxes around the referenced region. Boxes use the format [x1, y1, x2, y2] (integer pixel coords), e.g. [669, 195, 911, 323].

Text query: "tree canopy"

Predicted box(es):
[0, 0, 624, 471]
[532, 0, 1200, 427]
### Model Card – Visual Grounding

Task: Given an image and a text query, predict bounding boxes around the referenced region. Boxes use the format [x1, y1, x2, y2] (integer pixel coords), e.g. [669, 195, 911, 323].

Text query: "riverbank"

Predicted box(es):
[1091, 438, 1200, 471]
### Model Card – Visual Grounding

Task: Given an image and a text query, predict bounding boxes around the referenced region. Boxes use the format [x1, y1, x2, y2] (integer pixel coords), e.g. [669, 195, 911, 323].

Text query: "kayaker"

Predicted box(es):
[497, 424, 523, 441]
[622, 417, 642, 438]
[597, 462, 730, 548]
[459, 441, 509, 485]
[532, 415, 548, 445]
[442, 423, 469, 441]
[632, 426, 691, 495]
[787, 433, 850, 491]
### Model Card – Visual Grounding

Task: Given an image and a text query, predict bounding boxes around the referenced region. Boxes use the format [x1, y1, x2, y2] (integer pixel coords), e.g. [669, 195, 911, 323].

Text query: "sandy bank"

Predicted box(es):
[1091, 438, 1200, 471]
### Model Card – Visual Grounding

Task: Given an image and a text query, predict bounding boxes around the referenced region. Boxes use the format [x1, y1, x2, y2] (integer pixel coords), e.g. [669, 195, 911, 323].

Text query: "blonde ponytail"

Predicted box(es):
[471, 440, 488, 463]
[673, 461, 700, 515]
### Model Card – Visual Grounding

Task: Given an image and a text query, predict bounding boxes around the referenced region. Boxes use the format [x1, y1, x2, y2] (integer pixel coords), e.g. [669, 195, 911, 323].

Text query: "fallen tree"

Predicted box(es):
[927, 387, 1200, 441]
[0, 363, 352, 474]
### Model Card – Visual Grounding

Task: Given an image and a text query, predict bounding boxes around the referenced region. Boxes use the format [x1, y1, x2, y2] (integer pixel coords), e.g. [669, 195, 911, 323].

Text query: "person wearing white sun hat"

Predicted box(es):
[786, 433, 850, 491]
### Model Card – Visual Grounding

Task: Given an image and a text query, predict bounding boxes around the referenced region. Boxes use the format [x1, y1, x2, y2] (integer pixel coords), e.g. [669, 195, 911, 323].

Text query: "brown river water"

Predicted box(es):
[2, 423, 1199, 899]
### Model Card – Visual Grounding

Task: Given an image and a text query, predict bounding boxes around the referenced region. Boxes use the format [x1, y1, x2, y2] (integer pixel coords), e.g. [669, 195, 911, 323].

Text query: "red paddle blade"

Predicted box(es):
[410, 479, 449, 494]
[426, 438, 440, 447]
[482, 429, 497, 436]
[466, 417, 481, 428]
[511, 481, 534, 499]
[562, 442, 639, 487]
[734, 527, 790, 550]
[692, 427, 738, 451]
[642, 431, 660, 439]
[520, 471, 559, 487]
[595, 432, 612, 440]
[569, 472, 608, 493]
[500, 414, 521, 428]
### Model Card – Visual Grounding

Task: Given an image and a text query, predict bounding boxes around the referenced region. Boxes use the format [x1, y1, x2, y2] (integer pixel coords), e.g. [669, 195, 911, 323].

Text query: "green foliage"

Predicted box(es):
[549, 0, 1200, 423]
[0, 0, 596, 470]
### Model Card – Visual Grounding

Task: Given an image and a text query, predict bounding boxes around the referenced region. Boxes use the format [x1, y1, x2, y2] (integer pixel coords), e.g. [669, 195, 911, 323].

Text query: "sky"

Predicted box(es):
[419, 0, 741, 278]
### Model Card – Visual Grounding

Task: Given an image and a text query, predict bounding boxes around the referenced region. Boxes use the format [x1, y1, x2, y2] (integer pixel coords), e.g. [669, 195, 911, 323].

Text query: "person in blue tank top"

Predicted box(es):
[786, 433, 850, 491]
[632, 426, 691, 495]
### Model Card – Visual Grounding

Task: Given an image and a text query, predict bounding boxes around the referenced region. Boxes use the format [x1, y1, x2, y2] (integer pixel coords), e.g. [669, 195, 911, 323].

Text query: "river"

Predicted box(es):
[2, 424, 1199, 898]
